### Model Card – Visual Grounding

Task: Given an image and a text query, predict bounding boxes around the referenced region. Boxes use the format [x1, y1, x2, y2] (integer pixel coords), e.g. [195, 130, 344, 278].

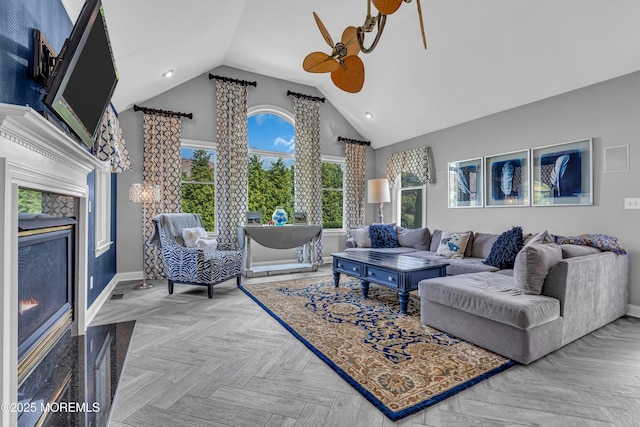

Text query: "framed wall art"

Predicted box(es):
[448, 157, 483, 208]
[532, 138, 593, 206]
[485, 150, 530, 207]
[292, 211, 308, 224]
[246, 211, 263, 225]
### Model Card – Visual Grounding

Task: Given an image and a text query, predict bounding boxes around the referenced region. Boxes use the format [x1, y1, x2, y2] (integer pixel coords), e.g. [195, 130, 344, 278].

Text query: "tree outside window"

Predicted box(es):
[400, 172, 424, 229]
[181, 148, 216, 231]
[321, 161, 344, 229]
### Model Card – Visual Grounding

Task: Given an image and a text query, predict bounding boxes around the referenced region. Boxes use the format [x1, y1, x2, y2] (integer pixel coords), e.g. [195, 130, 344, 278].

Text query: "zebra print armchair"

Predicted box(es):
[150, 213, 242, 298]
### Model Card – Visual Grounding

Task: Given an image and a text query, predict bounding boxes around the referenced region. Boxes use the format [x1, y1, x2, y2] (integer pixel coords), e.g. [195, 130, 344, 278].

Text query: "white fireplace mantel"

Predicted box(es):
[0, 103, 108, 427]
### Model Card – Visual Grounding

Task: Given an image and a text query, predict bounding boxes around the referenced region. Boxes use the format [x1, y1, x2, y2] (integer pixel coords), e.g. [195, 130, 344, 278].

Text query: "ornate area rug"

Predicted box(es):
[239, 276, 514, 421]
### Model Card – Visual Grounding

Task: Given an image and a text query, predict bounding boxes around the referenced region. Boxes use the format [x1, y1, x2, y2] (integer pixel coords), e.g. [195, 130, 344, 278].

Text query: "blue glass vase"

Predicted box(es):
[272, 206, 288, 226]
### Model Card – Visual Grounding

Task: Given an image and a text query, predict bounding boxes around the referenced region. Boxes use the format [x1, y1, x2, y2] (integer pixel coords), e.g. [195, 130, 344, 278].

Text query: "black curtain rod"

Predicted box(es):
[133, 104, 193, 119]
[209, 74, 257, 87]
[338, 136, 371, 146]
[287, 90, 325, 103]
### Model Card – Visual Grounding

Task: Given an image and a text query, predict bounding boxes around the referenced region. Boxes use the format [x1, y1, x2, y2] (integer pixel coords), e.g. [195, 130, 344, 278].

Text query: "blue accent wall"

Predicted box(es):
[1, 0, 118, 308]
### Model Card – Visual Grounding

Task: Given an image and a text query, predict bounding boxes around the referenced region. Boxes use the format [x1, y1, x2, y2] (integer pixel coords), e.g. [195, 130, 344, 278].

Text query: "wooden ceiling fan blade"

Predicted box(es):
[331, 56, 365, 93]
[372, 0, 403, 15]
[313, 12, 334, 48]
[341, 26, 360, 56]
[416, 0, 427, 49]
[303, 52, 339, 73]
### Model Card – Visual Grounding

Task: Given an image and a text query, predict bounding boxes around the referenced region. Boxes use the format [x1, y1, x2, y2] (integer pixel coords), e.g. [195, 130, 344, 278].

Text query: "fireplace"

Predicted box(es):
[1, 103, 107, 427]
[18, 214, 77, 384]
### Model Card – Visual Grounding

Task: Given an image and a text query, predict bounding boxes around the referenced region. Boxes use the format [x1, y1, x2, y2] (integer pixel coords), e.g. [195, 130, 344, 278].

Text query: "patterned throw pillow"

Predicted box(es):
[369, 224, 399, 248]
[483, 226, 524, 269]
[435, 231, 471, 259]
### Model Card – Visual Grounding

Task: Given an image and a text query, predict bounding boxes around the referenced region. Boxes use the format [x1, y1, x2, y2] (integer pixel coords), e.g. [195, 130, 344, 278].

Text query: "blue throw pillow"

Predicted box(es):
[483, 226, 524, 269]
[369, 224, 399, 248]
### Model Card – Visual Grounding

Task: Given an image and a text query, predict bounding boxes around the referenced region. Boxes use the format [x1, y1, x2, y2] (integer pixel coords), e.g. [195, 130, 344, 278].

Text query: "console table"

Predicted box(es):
[332, 252, 449, 314]
[237, 225, 322, 277]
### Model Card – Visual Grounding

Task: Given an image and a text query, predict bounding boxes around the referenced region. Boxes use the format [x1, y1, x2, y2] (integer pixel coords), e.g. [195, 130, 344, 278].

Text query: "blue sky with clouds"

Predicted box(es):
[248, 113, 294, 153]
[182, 113, 295, 169]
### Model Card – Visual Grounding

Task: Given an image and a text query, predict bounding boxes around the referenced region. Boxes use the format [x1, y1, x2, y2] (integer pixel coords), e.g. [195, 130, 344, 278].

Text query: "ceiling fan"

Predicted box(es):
[302, 0, 427, 93]
[302, 12, 365, 93]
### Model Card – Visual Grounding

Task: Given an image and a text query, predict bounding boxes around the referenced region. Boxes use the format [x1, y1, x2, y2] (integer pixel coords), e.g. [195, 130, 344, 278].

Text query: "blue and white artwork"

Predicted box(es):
[540, 149, 582, 198]
[490, 159, 522, 201]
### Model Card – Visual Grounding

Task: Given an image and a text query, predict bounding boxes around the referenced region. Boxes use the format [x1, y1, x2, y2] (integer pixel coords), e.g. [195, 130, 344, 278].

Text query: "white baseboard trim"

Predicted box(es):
[86, 275, 119, 326]
[627, 304, 640, 318]
[116, 271, 143, 282]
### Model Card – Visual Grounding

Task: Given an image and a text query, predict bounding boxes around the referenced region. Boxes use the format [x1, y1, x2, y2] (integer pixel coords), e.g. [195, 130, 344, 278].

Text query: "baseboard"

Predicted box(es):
[627, 304, 640, 318]
[86, 275, 119, 326]
[115, 271, 143, 282]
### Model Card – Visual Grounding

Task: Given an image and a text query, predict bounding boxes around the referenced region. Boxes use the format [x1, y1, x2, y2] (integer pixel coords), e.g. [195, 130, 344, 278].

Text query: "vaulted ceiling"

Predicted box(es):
[62, 0, 640, 148]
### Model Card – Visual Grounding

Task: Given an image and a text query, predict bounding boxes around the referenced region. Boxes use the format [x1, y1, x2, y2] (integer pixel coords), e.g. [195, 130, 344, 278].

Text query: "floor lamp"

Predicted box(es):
[129, 183, 161, 290]
[368, 178, 391, 223]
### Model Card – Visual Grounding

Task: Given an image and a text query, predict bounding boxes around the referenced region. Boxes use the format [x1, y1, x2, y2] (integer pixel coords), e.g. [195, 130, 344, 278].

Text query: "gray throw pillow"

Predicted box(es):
[514, 243, 562, 295]
[524, 230, 554, 246]
[350, 227, 371, 248]
[472, 232, 499, 259]
[396, 226, 431, 250]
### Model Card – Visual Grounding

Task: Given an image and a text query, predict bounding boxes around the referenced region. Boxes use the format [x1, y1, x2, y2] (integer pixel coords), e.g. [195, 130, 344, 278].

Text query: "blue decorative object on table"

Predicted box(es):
[272, 206, 288, 226]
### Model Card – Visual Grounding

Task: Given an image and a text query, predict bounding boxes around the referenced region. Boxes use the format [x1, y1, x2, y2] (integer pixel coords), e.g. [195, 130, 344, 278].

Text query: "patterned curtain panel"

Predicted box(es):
[386, 146, 433, 187]
[95, 104, 132, 173]
[215, 81, 248, 247]
[142, 113, 183, 279]
[345, 143, 367, 236]
[293, 97, 323, 264]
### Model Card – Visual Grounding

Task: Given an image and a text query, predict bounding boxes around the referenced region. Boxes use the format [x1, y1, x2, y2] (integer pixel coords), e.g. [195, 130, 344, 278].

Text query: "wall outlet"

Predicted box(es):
[89, 276, 94, 289]
[624, 198, 640, 209]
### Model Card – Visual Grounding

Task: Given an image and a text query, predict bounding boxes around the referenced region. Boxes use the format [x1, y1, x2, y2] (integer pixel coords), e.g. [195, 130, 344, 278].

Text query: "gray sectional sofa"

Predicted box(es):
[345, 226, 629, 364]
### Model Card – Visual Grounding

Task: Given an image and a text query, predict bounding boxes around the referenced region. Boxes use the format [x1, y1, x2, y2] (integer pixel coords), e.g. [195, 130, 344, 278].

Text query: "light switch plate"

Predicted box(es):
[624, 198, 640, 209]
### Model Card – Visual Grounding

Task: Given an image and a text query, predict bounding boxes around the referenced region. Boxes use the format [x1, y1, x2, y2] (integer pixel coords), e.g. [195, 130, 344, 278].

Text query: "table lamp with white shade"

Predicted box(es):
[129, 183, 161, 290]
[368, 178, 391, 223]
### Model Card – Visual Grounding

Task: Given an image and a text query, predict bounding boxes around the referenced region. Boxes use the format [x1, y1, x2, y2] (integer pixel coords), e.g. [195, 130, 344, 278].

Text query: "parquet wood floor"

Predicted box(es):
[92, 267, 640, 426]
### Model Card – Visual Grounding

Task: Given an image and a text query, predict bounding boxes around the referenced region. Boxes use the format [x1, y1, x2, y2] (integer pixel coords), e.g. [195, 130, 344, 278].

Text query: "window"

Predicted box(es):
[248, 110, 295, 222]
[181, 139, 216, 232]
[94, 164, 112, 255]
[321, 158, 344, 229]
[396, 172, 426, 229]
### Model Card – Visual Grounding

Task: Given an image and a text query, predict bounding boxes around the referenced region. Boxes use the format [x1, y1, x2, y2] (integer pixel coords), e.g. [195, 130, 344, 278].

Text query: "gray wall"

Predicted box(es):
[117, 66, 374, 273]
[376, 70, 640, 308]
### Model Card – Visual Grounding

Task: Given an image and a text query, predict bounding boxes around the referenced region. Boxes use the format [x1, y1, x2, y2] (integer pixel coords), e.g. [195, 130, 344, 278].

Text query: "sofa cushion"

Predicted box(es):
[471, 232, 499, 259]
[404, 252, 499, 275]
[483, 226, 524, 269]
[559, 244, 602, 258]
[435, 231, 471, 259]
[369, 224, 399, 248]
[350, 227, 371, 248]
[524, 230, 554, 246]
[396, 226, 431, 250]
[344, 247, 417, 254]
[514, 243, 563, 295]
[418, 272, 561, 329]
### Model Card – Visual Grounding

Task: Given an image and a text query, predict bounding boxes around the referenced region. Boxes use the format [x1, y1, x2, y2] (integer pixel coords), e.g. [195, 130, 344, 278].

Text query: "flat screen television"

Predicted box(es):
[43, 0, 118, 148]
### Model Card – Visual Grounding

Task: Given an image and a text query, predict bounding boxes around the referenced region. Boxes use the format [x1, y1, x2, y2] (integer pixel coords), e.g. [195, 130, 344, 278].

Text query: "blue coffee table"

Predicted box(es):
[332, 251, 449, 314]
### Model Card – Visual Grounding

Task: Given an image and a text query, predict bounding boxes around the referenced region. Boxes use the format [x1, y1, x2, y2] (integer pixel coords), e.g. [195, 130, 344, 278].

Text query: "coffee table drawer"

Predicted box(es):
[365, 266, 399, 287]
[335, 258, 362, 275]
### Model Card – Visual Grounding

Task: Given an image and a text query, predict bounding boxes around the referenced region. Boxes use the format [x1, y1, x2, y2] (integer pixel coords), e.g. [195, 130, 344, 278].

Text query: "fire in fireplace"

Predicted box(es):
[18, 216, 76, 383]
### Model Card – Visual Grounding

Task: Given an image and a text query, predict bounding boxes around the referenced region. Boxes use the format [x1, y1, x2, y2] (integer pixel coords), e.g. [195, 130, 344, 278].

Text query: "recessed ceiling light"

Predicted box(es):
[365, 112, 373, 119]
[162, 69, 174, 78]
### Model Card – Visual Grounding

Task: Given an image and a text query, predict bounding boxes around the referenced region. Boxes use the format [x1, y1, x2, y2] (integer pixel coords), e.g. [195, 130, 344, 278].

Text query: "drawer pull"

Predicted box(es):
[368, 271, 373, 276]
[352, 267, 358, 272]
[337, 263, 342, 268]
[388, 276, 394, 281]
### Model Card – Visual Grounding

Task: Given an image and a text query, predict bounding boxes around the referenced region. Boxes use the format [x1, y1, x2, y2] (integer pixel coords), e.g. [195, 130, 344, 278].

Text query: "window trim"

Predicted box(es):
[94, 162, 112, 257]
[181, 138, 218, 236]
[321, 155, 346, 235]
[392, 174, 427, 229]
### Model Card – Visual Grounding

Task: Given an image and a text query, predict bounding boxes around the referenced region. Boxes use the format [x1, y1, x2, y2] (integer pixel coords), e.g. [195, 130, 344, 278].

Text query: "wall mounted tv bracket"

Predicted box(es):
[32, 29, 59, 87]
